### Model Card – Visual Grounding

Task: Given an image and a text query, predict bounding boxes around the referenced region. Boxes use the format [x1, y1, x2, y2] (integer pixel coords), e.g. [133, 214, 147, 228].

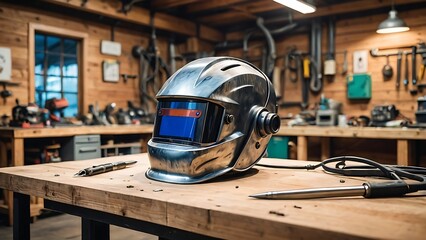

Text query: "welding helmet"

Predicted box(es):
[146, 57, 280, 184]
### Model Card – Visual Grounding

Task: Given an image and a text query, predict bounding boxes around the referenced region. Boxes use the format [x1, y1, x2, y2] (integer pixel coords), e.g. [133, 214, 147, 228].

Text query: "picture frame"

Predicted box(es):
[102, 60, 120, 82]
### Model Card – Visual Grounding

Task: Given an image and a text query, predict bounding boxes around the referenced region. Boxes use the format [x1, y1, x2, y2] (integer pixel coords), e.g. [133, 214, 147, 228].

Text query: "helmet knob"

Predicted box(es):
[257, 111, 280, 137]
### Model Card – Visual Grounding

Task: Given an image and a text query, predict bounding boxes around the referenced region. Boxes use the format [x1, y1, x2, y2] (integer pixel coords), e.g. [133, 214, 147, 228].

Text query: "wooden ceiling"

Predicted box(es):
[138, 0, 353, 31]
[24, 0, 426, 42]
[137, 0, 423, 32]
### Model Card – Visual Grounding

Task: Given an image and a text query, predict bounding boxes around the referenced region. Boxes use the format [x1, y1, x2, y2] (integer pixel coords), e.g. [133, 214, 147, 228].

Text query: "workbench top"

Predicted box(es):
[277, 125, 426, 139]
[0, 154, 425, 239]
[0, 124, 154, 138]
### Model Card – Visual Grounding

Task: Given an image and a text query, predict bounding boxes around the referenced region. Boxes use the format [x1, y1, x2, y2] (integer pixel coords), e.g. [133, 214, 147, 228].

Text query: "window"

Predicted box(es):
[34, 33, 79, 117]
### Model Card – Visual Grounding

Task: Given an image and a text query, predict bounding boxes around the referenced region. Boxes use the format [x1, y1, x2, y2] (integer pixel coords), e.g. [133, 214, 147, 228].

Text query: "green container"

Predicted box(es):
[347, 73, 371, 100]
[266, 136, 289, 159]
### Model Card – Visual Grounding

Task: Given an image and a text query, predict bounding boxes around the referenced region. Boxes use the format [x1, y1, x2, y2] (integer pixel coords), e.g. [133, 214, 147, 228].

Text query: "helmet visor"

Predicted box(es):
[153, 100, 224, 144]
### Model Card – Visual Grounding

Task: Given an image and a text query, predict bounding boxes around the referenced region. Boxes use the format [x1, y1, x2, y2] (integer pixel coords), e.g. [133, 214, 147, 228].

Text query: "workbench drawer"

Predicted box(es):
[61, 135, 101, 160]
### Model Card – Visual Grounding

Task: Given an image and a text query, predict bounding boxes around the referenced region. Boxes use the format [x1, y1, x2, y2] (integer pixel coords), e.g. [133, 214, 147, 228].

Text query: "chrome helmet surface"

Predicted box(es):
[146, 56, 280, 184]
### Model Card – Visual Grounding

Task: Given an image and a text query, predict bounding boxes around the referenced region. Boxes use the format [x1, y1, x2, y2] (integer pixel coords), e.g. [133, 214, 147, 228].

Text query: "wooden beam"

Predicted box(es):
[151, 0, 202, 9]
[186, 0, 248, 13]
[198, 11, 256, 26]
[43, 0, 224, 42]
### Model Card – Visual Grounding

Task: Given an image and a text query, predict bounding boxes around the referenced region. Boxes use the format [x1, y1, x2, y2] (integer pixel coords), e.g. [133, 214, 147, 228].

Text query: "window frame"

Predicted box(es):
[29, 23, 88, 117]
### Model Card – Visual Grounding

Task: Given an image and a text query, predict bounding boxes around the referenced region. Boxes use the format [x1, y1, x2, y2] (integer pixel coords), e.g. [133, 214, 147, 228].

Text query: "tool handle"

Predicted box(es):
[404, 54, 409, 86]
[396, 52, 402, 88]
[412, 46, 417, 85]
[364, 181, 411, 198]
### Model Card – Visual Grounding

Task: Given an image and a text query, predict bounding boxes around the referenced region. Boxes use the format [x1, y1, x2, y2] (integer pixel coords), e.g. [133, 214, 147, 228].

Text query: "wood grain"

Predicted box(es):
[0, 154, 425, 239]
[277, 126, 426, 140]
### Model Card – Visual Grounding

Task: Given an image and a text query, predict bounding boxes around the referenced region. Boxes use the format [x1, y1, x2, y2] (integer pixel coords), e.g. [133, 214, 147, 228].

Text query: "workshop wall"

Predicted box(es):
[322, 8, 425, 120]
[225, 7, 426, 121]
[0, 2, 172, 118]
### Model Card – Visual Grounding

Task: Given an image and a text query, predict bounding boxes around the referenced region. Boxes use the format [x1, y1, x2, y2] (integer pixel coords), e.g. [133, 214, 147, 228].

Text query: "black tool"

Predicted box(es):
[74, 160, 137, 177]
[404, 53, 409, 87]
[382, 55, 393, 80]
[412, 46, 417, 86]
[396, 51, 402, 88]
[410, 46, 419, 95]
[251, 156, 426, 200]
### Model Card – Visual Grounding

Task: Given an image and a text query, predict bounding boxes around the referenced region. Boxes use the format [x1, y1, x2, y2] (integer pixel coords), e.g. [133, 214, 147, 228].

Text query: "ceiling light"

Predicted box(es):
[273, 0, 316, 14]
[377, 9, 410, 34]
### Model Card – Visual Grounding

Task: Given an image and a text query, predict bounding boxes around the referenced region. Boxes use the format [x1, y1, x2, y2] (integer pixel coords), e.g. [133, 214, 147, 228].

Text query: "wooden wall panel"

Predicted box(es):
[223, 7, 426, 121]
[312, 8, 423, 119]
[0, 2, 171, 118]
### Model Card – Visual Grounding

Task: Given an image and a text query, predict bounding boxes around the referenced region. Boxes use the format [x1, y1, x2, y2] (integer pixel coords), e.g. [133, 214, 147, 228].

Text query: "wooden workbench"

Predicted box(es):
[276, 126, 426, 165]
[0, 154, 425, 239]
[0, 124, 153, 225]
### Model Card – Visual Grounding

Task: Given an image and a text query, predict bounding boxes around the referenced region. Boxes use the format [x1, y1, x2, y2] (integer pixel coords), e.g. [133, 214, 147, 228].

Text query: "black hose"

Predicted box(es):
[310, 21, 322, 93]
[256, 17, 276, 79]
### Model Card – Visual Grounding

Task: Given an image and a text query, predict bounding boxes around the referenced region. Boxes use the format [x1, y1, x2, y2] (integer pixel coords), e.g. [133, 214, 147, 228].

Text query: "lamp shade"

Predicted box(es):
[377, 10, 410, 34]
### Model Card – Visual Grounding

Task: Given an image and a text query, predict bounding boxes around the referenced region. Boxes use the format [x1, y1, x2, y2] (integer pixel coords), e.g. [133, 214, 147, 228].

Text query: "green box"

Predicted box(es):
[266, 136, 289, 159]
[347, 73, 371, 100]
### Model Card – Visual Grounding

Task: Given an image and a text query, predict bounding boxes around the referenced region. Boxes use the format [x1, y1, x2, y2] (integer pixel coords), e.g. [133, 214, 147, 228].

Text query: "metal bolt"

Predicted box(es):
[225, 114, 234, 124]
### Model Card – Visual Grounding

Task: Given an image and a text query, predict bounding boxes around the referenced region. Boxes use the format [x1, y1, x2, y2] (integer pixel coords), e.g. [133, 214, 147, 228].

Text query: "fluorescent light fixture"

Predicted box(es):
[376, 10, 410, 34]
[273, 0, 316, 14]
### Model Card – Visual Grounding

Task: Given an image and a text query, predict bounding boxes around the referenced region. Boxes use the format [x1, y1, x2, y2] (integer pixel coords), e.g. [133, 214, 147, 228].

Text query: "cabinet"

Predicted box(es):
[61, 135, 101, 160]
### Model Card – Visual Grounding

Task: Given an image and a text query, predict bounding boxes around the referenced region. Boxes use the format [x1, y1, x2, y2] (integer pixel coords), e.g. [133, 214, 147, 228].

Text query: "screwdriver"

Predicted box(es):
[74, 160, 137, 177]
[249, 180, 414, 199]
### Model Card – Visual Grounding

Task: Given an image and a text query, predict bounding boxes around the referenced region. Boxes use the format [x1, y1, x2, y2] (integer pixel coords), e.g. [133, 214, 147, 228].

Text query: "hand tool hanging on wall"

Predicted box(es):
[324, 18, 336, 79]
[410, 46, 418, 95]
[396, 51, 402, 89]
[382, 55, 393, 80]
[412, 46, 417, 86]
[132, 11, 170, 115]
[404, 52, 409, 87]
[310, 20, 322, 93]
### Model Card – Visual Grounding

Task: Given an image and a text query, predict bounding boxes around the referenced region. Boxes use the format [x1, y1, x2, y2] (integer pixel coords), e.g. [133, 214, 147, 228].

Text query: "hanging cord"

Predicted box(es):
[256, 156, 426, 194]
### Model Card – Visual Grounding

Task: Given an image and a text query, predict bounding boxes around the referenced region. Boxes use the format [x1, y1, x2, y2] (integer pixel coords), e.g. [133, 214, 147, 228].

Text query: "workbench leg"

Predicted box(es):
[13, 192, 30, 240]
[82, 218, 110, 240]
[0, 139, 7, 167]
[11, 138, 24, 166]
[321, 137, 331, 160]
[297, 136, 308, 160]
[397, 140, 415, 166]
[8, 138, 24, 226]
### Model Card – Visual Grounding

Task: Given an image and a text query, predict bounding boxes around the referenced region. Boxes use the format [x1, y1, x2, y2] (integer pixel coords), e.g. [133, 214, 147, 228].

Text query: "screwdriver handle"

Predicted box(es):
[363, 181, 410, 198]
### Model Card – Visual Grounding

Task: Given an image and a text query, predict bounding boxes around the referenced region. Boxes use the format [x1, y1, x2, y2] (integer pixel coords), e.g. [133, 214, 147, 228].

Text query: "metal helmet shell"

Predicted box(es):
[146, 57, 280, 183]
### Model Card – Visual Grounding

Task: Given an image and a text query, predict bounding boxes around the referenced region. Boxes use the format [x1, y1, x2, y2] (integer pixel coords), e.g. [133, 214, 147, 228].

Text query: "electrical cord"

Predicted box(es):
[256, 156, 426, 193]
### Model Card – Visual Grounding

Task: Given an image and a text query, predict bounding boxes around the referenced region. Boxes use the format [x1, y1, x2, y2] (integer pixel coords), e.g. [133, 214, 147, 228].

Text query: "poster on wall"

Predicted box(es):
[0, 47, 11, 81]
[353, 50, 368, 73]
[102, 60, 120, 82]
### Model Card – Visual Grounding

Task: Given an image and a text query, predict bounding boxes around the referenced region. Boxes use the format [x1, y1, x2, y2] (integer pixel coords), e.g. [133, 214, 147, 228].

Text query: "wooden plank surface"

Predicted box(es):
[277, 126, 426, 140]
[0, 154, 425, 239]
[44, 0, 224, 42]
[0, 125, 153, 139]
